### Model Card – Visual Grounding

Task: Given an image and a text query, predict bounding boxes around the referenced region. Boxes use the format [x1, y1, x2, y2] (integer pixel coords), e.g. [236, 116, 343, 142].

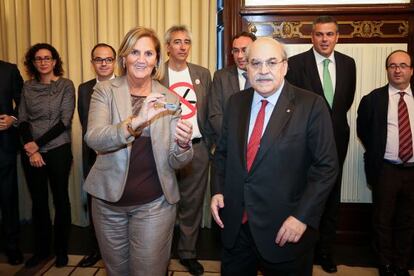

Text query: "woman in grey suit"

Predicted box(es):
[83, 27, 193, 276]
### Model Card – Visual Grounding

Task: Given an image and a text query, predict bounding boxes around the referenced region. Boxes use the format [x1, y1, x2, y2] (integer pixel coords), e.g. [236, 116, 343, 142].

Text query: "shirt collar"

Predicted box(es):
[252, 80, 284, 106]
[96, 74, 115, 83]
[237, 67, 246, 77]
[313, 48, 335, 65]
[389, 84, 412, 96]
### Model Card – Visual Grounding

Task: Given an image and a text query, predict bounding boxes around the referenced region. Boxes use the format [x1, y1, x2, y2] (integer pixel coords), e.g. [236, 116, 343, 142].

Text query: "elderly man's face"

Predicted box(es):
[247, 38, 287, 97]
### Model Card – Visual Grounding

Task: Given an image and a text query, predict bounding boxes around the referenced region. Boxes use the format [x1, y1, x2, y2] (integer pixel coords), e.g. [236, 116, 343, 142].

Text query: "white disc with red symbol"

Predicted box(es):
[169, 82, 197, 120]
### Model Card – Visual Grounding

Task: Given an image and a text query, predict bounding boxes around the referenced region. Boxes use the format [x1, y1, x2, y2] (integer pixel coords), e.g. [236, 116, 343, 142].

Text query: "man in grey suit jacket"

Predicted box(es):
[77, 43, 116, 267]
[160, 25, 212, 276]
[208, 32, 256, 143]
[286, 15, 356, 273]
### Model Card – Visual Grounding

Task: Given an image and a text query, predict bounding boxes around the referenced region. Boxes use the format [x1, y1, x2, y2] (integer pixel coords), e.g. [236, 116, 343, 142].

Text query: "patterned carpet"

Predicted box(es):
[1, 255, 411, 276]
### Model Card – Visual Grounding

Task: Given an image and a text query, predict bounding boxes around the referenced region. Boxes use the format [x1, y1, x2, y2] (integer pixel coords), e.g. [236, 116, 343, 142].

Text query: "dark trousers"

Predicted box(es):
[372, 162, 414, 268]
[21, 143, 72, 256]
[316, 168, 343, 255]
[221, 223, 314, 276]
[0, 152, 20, 253]
[177, 141, 209, 259]
[86, 193, 100, 253]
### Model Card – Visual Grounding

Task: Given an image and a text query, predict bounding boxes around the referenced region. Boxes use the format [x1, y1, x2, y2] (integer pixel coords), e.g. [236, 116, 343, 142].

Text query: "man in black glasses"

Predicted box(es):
[208, 32, 256, 143]
[77, 43, 116, 267]
[358, 50, 414, 276]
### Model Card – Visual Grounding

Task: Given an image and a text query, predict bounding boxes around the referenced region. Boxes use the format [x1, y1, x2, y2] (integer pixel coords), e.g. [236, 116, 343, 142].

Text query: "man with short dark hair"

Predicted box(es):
[357, 50, 414, 276]
[286, 15, 356, 273]
[77, 43, 116, 267]
[208, 31, 256, 142]
[0, 60, 23, 266]
[160, 25, 212, 276]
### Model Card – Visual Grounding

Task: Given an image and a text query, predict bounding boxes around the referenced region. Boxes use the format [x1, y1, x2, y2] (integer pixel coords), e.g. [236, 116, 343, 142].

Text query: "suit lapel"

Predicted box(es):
[112, 76, 132, 122]
[239, 89, 254, 170]
[378, 86, 389, 151]
[306, 49, 324, 97]
[161, 62, 170, 88]
[332, 51, 343, 109]
[230, 65, 241, 92]
[249, 83, 294, 173]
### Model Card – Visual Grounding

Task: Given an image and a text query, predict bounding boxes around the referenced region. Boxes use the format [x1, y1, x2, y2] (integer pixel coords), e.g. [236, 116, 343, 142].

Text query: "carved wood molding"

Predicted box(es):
[246, 19, 408, 43]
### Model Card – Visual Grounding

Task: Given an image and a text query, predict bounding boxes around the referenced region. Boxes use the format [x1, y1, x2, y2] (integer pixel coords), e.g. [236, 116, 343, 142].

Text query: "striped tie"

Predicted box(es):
[398, 92, 413, 163]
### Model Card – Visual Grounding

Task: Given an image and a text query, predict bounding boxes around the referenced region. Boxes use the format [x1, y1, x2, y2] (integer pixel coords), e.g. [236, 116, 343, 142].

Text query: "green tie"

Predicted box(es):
[323, 59, 334, 108]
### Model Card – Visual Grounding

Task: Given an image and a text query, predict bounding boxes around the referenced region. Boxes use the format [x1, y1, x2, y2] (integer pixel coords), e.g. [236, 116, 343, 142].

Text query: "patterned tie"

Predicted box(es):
[242, 100, 268, 224]
[323, 59, 334, 108]
[242, 71, 251, 90]
[398, 92, 413, 163]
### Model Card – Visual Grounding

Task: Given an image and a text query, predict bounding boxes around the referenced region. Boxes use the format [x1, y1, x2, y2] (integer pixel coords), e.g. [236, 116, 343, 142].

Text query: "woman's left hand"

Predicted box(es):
[175, 119, 192, 149]
[29, 152, 46, 168]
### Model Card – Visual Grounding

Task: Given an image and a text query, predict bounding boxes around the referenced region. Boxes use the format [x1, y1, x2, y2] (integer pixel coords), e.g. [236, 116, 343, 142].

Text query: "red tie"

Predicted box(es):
[246, 100, 268, 171]
[398, 92, 413, 163]
[242, 99, 268, 224]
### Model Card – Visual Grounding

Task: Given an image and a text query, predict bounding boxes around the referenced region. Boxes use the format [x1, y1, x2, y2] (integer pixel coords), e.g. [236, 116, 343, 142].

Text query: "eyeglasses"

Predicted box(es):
[231, 47, 247, 55]
[33, 56, 54, 64]
[387, 63, 411, 70]
[248, 58, 286, 70]
[92, 57, 115, 64]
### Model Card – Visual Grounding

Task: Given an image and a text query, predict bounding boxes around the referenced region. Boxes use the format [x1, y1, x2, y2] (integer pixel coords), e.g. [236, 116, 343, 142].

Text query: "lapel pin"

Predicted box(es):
[195, 79, 200, 85]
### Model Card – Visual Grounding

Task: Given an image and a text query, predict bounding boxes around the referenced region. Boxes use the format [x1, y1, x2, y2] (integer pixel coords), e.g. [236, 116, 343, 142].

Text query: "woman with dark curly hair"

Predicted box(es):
[18, 43, 75, 268]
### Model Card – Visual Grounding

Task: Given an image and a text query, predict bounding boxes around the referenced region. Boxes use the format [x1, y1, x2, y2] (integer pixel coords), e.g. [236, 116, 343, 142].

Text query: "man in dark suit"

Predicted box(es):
[357, 50, 414, 276]
[0, 60, 23, 265]
[77, 43, 116, 267]
[285, 15, 356, 273]
[160, 25, 212, 276]
[208, 31, 256, 142]
[211, 37, 338, 276]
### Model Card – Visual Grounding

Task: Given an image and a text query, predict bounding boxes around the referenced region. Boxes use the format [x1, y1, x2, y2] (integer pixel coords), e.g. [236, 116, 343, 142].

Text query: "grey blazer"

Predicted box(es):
[83, 76, 193, 204]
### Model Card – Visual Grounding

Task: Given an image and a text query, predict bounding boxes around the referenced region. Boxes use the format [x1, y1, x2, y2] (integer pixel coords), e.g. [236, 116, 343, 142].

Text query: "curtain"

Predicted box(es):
[0, 0, 217, 226]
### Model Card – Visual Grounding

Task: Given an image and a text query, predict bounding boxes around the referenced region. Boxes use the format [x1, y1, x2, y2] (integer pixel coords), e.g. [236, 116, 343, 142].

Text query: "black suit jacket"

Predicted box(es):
[286, 48, 356, 165]
[77, 78, 97, 178]
[213, 81, 338, 263]
[357, 85, 389, 186]
[0, 61, 23, 162]
[208, 65, 240, 142]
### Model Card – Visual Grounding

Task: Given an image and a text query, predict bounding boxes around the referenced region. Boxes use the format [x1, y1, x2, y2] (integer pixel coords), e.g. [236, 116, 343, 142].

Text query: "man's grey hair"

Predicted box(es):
[164, 25, 192, 44]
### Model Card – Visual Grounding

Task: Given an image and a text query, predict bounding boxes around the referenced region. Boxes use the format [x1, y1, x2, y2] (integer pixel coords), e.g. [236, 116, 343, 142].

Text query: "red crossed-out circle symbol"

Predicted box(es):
[169, 82, 197, 120]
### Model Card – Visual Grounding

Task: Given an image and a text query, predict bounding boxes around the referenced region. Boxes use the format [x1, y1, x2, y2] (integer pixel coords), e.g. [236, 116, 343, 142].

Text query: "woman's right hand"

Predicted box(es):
[29, 152, 46, 168]
[130, 93, 168, 129]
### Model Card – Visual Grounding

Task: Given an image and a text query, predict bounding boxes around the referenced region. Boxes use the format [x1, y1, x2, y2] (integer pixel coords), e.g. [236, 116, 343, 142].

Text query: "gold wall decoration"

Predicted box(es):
[350, 20, 408, 38]
[246, 19, 408, 40]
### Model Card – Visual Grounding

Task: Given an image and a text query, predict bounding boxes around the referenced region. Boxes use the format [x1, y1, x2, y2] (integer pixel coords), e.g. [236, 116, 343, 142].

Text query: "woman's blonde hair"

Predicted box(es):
[118, 26, 164, 80]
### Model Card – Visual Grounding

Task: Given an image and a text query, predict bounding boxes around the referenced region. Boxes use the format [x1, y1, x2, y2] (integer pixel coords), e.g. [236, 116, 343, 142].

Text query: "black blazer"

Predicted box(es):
[208, 65, 240, 142]
[213, 81, 338, 263]
[0, 61, 23, 159]
[357, 85, 389, 186]
[77, 78, 97, 178]
[286, 48, 356, 165]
